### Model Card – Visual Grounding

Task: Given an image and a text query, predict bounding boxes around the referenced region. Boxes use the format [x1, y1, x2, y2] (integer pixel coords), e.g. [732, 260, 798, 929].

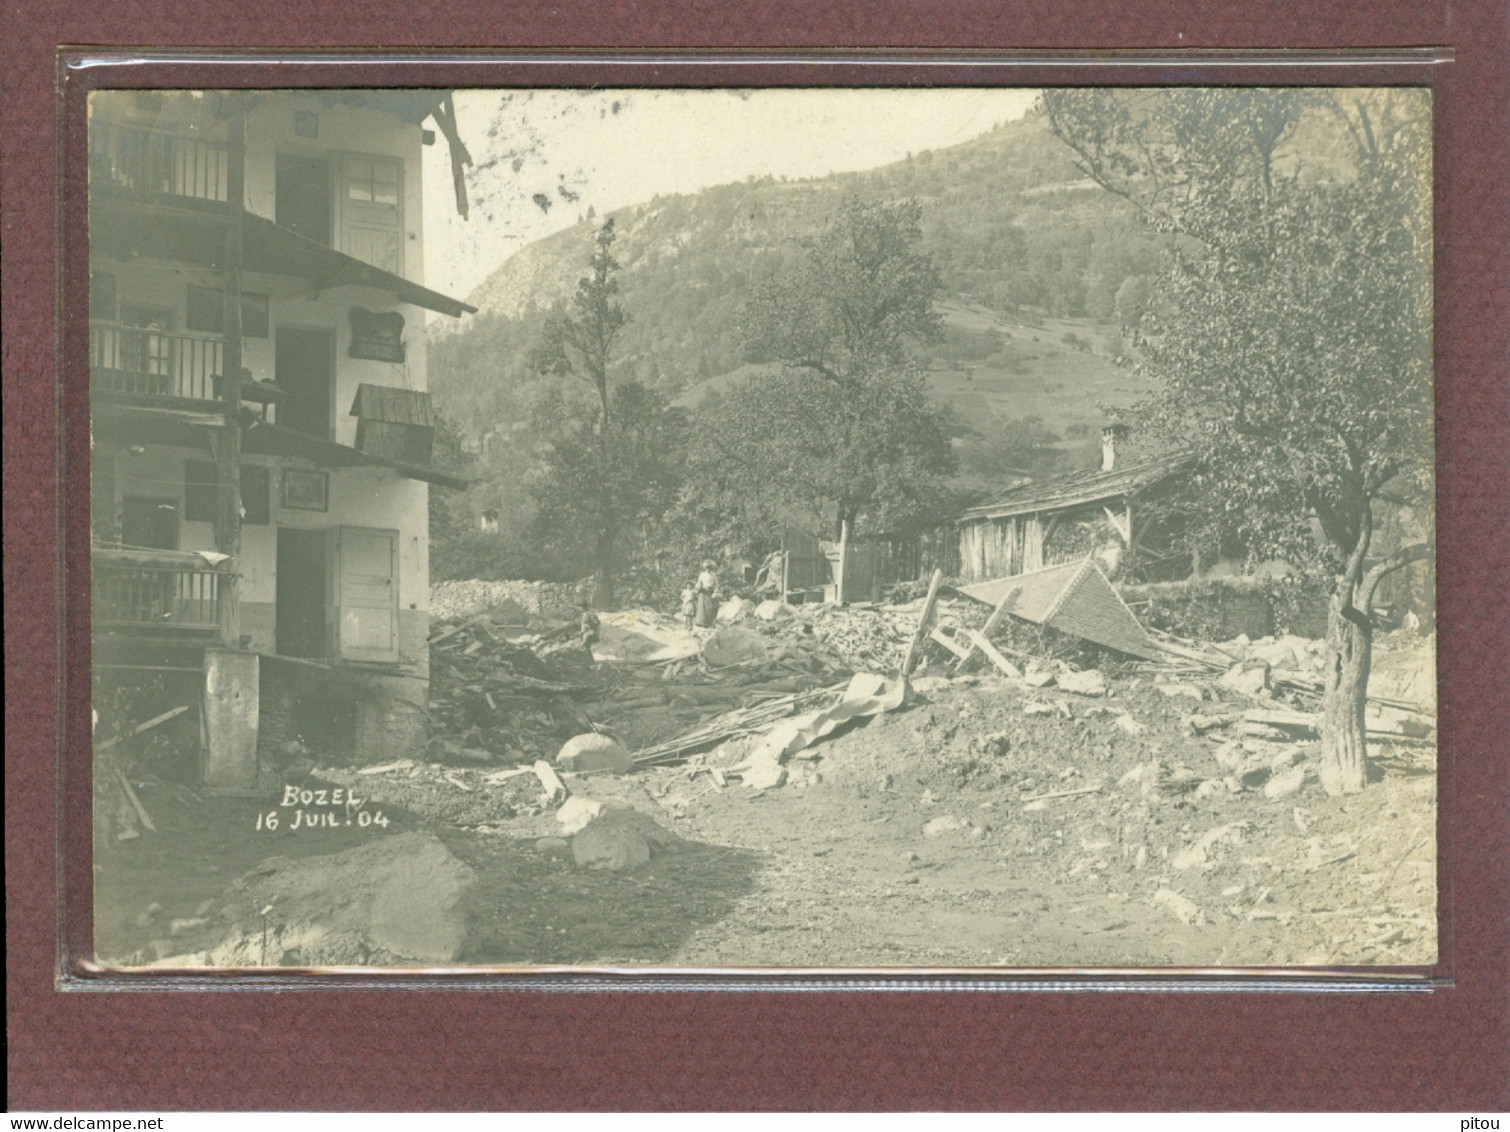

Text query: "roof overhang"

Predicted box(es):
[91, 404, 473, 489]
[958, 453, 1196, 524]
[90, 195, 477, 319]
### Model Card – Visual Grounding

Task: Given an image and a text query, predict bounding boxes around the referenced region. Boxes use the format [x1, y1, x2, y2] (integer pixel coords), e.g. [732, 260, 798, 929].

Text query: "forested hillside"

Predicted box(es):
[428, 109, 1170, 480]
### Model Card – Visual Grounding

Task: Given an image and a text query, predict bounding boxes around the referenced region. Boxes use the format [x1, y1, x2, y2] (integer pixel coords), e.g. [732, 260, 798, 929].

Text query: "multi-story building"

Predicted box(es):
[88, 89, 474, 787]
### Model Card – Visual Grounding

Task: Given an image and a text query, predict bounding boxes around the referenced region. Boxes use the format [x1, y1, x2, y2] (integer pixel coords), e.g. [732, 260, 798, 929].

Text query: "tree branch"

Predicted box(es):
[1360, 542, 1434, 612]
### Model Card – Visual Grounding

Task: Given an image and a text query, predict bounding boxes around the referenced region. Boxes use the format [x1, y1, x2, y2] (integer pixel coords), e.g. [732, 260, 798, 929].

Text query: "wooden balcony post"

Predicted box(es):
[214, 91, 246, 648]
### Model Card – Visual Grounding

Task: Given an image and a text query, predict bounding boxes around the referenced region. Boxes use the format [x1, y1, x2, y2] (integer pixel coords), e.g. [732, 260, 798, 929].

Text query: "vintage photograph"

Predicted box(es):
[85, 86, 1436, 971]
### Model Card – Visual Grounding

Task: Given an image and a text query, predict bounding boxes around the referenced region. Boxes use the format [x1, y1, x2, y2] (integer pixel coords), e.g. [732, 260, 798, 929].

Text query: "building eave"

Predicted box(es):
[90, 195, 478, 318]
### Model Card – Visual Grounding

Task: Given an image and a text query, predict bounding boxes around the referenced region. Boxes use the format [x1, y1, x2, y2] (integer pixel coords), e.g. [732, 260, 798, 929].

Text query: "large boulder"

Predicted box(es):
[718, 596, 756, 622]
[571, 807, 683, 872]
[702, 626, 769, 667]
[204, 832, 476, 966]
[754, 599, 794, 621]
[556, 732, 633, 774]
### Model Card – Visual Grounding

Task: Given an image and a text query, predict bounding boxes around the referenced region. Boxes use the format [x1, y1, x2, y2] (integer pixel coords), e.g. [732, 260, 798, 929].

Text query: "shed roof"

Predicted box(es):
[350, 384, 434, 427]
[959, 451, 1193, 524]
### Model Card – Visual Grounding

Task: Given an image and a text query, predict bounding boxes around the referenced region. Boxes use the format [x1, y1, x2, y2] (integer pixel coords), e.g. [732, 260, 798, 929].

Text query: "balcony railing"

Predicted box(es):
[89, 120, 229, 204]
[92, 551, 222, 632]
[90, 323, 224, 402]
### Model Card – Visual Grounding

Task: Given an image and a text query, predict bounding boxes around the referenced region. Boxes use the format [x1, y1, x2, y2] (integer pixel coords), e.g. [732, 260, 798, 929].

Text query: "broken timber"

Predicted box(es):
[965, 630, 1022, 678]
[954, 585, 1021, 672]
[900, 569, 945, 677]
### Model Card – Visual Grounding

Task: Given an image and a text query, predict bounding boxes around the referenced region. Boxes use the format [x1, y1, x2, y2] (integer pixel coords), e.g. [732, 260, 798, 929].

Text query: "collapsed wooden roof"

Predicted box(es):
[958, 557, 1160, 660]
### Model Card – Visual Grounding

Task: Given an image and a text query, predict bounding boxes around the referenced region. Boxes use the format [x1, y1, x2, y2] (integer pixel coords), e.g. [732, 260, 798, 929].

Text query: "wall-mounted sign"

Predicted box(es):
[280, 468, 329, 512]
[348, 307, 405, 363]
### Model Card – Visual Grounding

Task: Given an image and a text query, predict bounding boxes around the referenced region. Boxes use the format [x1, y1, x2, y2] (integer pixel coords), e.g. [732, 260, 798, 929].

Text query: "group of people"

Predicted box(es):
[681, 560, 720, 630]
[577, 560, 721, 664]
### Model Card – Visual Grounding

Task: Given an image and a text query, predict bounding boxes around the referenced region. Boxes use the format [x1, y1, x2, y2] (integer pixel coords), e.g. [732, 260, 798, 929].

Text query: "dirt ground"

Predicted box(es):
[94, 630, 1436, 972]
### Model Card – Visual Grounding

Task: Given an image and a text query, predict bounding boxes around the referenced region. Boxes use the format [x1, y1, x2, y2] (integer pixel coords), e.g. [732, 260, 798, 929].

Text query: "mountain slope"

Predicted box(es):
[429, 110, 1169, 476]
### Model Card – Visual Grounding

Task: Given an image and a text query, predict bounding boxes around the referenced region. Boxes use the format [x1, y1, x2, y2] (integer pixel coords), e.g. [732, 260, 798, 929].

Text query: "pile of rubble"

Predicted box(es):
[425, 602, 602, 765]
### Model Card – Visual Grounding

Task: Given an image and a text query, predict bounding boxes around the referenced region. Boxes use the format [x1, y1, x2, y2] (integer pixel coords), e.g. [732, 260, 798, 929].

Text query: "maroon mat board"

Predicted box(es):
[6, 1, 1508, 1112]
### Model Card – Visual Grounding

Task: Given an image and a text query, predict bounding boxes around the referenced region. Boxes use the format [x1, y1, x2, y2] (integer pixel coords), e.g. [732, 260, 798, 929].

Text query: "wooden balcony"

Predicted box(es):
[90, 323, 224, 404]
[89, 120, 229, 204]
[91, 547, 224, 633]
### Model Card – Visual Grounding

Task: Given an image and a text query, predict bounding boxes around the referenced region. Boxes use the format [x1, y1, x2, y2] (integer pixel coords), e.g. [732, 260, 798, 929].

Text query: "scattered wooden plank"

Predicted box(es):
[532, 760, 567, 802]
[929, 627, 972, 661]
[482, 767, 533, 785]
[900, 569, 945, 677]
[1020, 783, 1104, 804]
[966, 630, 1023, 679]
[94, 705, 192, 753]
[114, 768, 158, 833]
[954, 585, 1021, 672]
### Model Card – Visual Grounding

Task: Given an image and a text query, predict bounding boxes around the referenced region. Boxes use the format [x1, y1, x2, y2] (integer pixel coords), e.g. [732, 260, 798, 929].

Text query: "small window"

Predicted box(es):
[186, 286, 270, 338]
[185, 461, 271, 525]
[90, 272, 117, 321]
[343, 156, 400, 208]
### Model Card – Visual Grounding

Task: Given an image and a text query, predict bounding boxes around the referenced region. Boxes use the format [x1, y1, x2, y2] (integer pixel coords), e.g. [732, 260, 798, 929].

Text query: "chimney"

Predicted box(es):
[1101, 424, 1129, 472]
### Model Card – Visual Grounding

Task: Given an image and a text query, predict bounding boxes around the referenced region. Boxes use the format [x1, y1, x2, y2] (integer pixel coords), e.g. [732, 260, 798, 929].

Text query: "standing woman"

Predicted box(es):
[694, 559, 720, 628]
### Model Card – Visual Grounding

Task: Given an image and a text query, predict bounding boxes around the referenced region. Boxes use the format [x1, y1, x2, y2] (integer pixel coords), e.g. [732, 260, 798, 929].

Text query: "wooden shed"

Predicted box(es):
[349, 383, 435, 466]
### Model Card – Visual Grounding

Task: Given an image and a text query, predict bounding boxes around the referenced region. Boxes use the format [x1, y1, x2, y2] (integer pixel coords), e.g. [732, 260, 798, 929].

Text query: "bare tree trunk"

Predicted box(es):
[1318, 537, 1434, 796]
[592, 527, 614, 609]
[1320, 568, 1371, 795]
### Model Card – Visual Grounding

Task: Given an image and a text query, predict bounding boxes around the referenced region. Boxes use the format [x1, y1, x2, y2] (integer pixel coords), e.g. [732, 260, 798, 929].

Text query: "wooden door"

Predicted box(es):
[336, 526, 398, 663]
[275, 526, 328, 658]
[276, 154, 332, 246]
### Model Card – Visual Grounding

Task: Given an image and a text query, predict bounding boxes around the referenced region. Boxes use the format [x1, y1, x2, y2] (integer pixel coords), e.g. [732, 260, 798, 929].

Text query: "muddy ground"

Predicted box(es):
[94, 633, 1436, 972]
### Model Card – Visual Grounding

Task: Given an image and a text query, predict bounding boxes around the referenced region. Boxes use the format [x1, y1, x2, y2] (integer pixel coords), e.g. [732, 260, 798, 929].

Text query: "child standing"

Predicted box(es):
[680, 584, 697, 631]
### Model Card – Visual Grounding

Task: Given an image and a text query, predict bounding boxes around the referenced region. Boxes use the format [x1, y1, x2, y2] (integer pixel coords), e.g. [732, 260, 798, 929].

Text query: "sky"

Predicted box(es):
[422, 88, 1040, 302]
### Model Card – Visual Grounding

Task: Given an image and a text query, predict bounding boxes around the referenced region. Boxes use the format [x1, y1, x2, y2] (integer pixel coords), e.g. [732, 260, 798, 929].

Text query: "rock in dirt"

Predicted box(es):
[740, 755, 788, 791]
[556, 732, 633, 774]
[1219, 661, 1271, 697]
[910, 675, 951, 696]
[702, 627, 769, 667]
[1022, 669, 1057, 688]
[1057, 669, 1107, 697]
[1263, 763, 1308, 799]
[534, 836, 572, 858]
[1156, 682, 1206, 701]
[571, 807, 683, 872]
[556, 795, 606, 834]
[923, 814, 970, 837]
[213, 832, 477, 966]
[755, 599, 793, 621]
[1153, 887, 1206, 926]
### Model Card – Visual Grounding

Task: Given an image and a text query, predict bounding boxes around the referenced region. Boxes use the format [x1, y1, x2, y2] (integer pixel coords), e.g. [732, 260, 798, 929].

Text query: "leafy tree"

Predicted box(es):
[529, 218, 628, 432]
[726, 198, 956, 542]
[527, 220, 642, 605]
[528, 382, 687, 608]
[1045, 88, 1434, 795]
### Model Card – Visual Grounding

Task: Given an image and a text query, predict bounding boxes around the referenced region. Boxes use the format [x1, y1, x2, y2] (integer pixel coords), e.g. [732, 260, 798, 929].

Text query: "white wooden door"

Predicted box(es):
[336, 526, 399, 662]
[339, 154, 403, 275]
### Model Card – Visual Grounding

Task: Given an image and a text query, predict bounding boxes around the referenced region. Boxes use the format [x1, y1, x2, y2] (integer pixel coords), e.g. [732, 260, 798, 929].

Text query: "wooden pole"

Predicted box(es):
[900, 568, 944, 677]
[835, 517, 849, 605]
[214, 91, 246, 648]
